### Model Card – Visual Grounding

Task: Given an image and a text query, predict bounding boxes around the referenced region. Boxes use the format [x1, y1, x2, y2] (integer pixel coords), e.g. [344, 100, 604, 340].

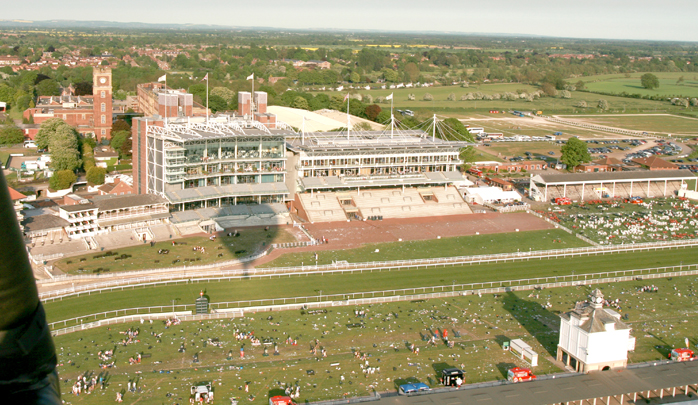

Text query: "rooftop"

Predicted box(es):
[375, 361, 698, 405]
[59, 194, 168, 213]
[147, 118, 294, 141]
[532, 169, 696, 185]
[91, 194, 168, 211]
[22, 214, 69, 233]
[632, 156, 679, 170]
[287, 130, 471, 153]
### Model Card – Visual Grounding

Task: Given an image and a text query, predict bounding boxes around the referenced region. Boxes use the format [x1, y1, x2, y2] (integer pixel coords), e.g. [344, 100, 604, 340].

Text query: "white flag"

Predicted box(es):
[157, 74, 166, 82]
[246, 73, 254, 80]
[202, 73, 208, 81]
[386, 93, 393, 100]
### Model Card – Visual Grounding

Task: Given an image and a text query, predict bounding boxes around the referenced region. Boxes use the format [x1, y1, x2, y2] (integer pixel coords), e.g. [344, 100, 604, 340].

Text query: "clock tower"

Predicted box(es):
[93, 67, 113, 142]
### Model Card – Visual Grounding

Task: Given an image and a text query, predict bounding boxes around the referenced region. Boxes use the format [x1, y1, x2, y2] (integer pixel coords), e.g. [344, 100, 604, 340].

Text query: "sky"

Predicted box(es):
[3, 0, 698, 42]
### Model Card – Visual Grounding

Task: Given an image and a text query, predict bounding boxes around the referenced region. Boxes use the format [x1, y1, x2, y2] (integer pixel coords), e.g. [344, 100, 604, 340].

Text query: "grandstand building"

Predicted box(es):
[131, 114, 293, 212]
[529, 170, 697, 202]
[287, 129, 474, 222]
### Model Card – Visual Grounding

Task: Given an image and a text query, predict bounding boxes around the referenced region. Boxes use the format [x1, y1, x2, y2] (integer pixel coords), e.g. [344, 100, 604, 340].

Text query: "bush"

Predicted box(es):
[86, 166, 106, 185]
[422, 93, 433, 101]
[49, 170, 77, 191]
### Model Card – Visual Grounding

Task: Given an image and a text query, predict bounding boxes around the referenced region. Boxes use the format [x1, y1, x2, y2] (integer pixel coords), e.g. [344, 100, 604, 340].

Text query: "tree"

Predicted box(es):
[211, 87, 235, 104]
[82, 143, 95, 172]
[376, 110, 391, 124]
[597, 99, 609, 111]
[49, 170, 77, 191]
[0, 126, 25, 145]
[86, 166, 106, 185]
[442, 118, 474, 141]
[423, 93, 433, 101]
[560, 90, 572, 99]
[36, 79, 60, 96]
[74, 81, 93, 96]
[381, 68, 399, 83]
[35, 118, 67, 150]
[640, 73, 659, 90]
[291, 96, 309, 110]
[110, 130, 130, 157]
[541, 83, 558, 97]
[560, 137, 591, 170]
[208, 94, 228, 113]
[349, 71, 361, 83]
[447, 93, 456, 101]
[111, 119, 131, 133]
[575, 80, 585, 90]
[48, 125, 81, 171]
[404, 63, 420, 82]
[575, 100, 588, 108]
[364, 104, 381, 121]
[120, 138, 132, 158]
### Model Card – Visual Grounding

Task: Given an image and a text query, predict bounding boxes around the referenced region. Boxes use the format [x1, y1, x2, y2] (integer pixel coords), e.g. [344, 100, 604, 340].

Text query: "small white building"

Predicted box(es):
[462, 186, 521, 205]
[557, 289, 635, 372]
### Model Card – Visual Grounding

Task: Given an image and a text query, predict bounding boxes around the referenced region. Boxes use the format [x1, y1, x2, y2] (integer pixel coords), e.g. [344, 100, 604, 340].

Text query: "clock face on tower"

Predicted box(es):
[99, 77, 107, 84]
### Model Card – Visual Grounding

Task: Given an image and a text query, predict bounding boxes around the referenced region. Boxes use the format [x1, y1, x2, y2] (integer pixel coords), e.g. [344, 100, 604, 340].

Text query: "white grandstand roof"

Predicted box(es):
[287, 129, 471, 152]
[532, 170, 696, 185]
[266, 106, 383, 132]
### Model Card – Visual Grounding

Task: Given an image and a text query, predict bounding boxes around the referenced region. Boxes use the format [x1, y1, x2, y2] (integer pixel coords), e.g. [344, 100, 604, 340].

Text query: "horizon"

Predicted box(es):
[2, 0, 698, 43]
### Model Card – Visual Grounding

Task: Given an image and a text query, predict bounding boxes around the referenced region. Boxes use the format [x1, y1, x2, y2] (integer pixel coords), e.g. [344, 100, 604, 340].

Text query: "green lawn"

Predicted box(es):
[262, 229, 587, 268]
[44, 245, 698, 326]
[51, 275, 698, 405]
[580, 72, 698, 98]
[556, 114, 698, 135]
[54, 228, 297, 274]
[471, 148, 506, 162]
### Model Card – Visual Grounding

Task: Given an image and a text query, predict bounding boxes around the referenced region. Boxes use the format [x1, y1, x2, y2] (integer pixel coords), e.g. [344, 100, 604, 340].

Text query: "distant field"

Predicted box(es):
[459, 114, 628, 141]
[557, 114, 698, 135]
[580, 72, 698, 98]
[316, 83, 692, 118]
[481, 142, 560, 161]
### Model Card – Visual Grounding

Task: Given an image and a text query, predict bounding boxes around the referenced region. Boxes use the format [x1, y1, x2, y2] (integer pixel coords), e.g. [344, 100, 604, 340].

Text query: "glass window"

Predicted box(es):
[101, 103, 106, 112]
[100, 91, 105, 98]
[101, 115, 106, 124]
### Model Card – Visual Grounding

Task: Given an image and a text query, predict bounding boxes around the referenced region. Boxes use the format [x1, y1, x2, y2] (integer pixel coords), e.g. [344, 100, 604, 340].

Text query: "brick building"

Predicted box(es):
[22, 67, 114, 141]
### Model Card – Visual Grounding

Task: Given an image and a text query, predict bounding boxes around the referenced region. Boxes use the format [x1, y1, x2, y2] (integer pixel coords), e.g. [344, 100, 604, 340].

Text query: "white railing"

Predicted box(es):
[38, 238, 698, 300]
[48, 265, 698, 335]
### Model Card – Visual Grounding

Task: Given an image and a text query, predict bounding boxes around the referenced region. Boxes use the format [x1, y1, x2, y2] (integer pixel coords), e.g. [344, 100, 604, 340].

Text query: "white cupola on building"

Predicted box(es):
[557, 288, 635, 372]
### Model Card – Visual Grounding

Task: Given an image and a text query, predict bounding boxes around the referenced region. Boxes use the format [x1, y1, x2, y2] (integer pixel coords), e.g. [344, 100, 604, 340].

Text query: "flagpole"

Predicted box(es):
[164, 75, 168, 126]
[206, 74, 209, 124]
[390, 94, 394, 139]
[346, 94, 350, 140]
[251, 74, 255, 114]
